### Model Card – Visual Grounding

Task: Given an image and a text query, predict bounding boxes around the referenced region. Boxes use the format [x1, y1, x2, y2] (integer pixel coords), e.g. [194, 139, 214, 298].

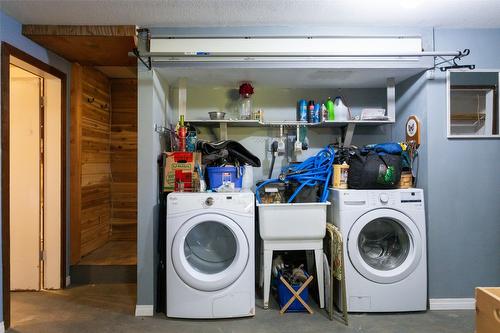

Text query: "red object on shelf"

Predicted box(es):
[178, 127, 187, 152]
[239, 82, 254, 97]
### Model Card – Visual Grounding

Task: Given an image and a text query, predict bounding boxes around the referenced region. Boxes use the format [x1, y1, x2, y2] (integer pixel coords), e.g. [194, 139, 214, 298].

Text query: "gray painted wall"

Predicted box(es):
[394, 29, 500, 299]
[0, 9, 72, 323]
[137, 67, 167, 308]
[426, 29, 500, 298]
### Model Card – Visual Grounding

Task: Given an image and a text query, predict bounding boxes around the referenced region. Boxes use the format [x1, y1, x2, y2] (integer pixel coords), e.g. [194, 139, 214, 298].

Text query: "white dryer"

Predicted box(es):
[166, 192, 255, 318]
[328, 189, 427, 312]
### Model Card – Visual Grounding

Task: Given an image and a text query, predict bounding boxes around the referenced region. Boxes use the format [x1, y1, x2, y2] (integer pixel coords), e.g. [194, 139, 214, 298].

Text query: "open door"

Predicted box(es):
[2, 42, 67, 329]
[9, 65, 42, 291]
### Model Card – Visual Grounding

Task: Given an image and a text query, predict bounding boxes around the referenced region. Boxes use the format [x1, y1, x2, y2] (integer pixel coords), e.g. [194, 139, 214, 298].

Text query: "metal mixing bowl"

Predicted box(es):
[209, 111, 226, 120]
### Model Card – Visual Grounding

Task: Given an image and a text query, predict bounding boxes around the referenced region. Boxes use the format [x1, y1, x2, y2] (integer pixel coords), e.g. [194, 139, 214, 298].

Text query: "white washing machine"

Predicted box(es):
[166, 192, 255, 318]
[328, 188, 427, 312]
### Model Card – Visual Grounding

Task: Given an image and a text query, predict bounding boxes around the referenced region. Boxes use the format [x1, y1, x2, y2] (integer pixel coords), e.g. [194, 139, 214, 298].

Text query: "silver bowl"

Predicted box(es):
[209, 111, 226, 120]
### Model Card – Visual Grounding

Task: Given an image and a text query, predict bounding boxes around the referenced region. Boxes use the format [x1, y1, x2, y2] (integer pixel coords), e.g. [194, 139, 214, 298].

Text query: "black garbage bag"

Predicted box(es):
[196, 140, 261, 167]
[348, 149, 402, 189]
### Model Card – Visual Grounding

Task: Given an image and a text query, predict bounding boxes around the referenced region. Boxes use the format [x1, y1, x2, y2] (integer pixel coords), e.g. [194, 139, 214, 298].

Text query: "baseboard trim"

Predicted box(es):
[135, 305, 154, 316]
[429, 298, 475, 310]
[66, 275, 71, 287]
[0, 321, 5, 333]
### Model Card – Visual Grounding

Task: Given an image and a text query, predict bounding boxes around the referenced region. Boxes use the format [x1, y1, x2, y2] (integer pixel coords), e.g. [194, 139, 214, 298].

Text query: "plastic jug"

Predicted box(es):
[333, 96, 349, 122]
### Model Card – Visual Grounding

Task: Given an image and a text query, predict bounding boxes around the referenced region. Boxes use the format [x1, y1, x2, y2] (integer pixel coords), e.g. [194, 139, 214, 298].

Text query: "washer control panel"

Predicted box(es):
[368, 191, 396, 207]
[400, 190, 423, 204]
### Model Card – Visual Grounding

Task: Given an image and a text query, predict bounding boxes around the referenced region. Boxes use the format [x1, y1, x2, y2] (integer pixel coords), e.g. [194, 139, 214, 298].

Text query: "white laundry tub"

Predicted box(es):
[257, 202, 330, 240]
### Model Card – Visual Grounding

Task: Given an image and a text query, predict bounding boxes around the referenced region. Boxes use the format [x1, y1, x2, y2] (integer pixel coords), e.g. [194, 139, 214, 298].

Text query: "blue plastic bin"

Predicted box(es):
[277, 274, 310, 312]
[206, 166, 244, 190]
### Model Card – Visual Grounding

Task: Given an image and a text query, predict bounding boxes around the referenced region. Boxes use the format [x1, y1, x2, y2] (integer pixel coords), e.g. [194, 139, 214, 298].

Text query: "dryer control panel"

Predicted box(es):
[167, 192, 255, 215]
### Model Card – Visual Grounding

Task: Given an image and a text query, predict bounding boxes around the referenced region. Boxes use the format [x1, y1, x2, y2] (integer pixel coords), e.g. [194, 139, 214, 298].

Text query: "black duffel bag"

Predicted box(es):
[347, 146, 402, 189]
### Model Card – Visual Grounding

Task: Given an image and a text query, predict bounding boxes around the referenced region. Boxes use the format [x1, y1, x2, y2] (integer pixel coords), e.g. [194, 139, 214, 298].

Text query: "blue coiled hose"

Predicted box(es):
[256, 145, 335, 203]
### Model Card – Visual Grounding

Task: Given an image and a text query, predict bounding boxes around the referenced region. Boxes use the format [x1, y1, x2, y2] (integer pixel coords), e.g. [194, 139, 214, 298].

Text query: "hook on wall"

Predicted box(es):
[439, 48, 475, 72]
[87, 97, 95, 104]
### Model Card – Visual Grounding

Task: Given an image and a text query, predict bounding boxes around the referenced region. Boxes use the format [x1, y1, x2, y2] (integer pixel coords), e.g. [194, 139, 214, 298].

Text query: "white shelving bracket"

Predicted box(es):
[387, 77, 396, 121]
[178, 78, 187, 119]
[219, 122, 228, 141]
[342, 123, 356, 148]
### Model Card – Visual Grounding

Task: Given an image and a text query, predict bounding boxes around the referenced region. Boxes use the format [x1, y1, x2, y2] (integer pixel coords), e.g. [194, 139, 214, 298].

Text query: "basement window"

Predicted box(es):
[448, 71, 500, 138]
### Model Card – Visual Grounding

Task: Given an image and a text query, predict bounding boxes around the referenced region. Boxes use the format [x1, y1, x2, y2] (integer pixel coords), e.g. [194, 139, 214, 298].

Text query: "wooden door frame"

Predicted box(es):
[1, 42, 67, 329]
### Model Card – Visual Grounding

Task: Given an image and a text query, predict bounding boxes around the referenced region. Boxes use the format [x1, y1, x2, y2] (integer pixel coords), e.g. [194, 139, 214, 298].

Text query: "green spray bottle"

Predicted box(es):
[325, 97, 335, 120]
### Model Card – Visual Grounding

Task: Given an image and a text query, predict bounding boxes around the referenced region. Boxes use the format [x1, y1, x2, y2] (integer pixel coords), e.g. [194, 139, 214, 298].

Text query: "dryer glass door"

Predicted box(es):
[358, 218, 410, 271]
[184, 221, 237, 274]
[348, 209, 422, 284]
[172, 213, 249, 292]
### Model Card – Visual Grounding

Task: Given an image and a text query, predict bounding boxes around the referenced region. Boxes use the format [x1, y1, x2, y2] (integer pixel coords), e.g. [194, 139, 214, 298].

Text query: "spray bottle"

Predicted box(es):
[177, 115, 187, 151]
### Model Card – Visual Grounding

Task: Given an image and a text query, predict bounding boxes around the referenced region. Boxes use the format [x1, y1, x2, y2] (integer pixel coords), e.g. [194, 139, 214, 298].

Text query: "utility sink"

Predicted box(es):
[257, 202, 330, 241]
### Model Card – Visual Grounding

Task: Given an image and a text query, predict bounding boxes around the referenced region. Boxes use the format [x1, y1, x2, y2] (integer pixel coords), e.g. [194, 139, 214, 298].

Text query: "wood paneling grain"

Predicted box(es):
[71, 64, 112, 262]
[22, 25, 137, 67]
[110, 79, 137, 241]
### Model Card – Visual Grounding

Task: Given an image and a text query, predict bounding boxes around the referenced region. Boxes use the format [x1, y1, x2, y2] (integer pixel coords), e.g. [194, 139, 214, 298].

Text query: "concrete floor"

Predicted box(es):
[9, 284, 474, 333]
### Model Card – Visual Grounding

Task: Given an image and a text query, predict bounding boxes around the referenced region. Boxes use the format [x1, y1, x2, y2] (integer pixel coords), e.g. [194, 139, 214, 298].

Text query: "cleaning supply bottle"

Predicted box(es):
[297, 99, 307, 122]
[307, 100, 315, 123]
[313, 103, 321, 123]
[321, 103, 327, 122]
[325, 97, 335, 121]
[333, 96, 349, 122]
[177, 115, 187, 151]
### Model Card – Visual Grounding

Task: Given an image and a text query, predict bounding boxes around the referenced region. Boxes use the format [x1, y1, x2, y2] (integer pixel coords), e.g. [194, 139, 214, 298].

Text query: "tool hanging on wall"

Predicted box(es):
[294, 125, 302, 153]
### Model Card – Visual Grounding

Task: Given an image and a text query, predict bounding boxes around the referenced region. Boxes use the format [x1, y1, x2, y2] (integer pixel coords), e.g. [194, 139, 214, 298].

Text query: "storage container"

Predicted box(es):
[475, 287, 500, 333]
[257, 202, 330, 240]
[278, 274, 310, 312]
[207, 166, 244, 190]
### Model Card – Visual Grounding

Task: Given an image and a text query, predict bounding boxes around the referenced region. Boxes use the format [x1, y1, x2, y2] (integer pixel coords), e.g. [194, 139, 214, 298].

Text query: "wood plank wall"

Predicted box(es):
[110, 79, 137, 241]
[71, 64, 112, 263]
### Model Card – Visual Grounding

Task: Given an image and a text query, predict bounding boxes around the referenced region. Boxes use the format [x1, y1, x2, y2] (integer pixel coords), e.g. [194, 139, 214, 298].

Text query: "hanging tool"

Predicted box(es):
[277, 125, 286, 153]
[294, 125, 302, 153]
[268, 141, 279, 179]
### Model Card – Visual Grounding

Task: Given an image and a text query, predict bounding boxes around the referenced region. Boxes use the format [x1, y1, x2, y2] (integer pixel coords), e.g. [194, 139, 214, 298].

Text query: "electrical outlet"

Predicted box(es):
[277, 137, 286, 153]
[294, 139, 302, 152]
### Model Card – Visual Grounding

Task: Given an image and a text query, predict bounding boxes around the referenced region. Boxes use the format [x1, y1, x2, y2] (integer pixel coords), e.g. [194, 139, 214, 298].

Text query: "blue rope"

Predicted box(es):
[256, 145, 335, 204]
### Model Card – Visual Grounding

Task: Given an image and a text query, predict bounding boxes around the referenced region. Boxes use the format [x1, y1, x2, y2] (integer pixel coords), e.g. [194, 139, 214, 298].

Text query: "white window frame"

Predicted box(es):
[447, 68, 500, 139]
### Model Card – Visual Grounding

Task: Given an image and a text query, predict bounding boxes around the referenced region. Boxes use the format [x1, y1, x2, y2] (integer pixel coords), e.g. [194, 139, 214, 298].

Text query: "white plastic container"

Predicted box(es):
[241, 165, 254, 191]
[257, 202, 330, 240]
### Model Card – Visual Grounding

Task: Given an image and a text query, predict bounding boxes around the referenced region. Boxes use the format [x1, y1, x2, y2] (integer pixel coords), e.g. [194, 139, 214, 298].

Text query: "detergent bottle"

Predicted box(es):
[325, 97, 335, 120]
[333, 96, 349, 122]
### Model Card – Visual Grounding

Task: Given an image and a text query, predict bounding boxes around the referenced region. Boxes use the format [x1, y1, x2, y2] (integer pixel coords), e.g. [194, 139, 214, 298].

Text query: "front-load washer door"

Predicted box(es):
[347, 209, 422, 284]
[172, 213, 249, 292]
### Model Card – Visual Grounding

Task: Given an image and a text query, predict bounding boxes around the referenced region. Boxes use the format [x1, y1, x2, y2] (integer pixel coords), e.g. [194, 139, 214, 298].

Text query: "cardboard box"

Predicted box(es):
[163, 152, 201, 192]
[476, 287, 500, 333]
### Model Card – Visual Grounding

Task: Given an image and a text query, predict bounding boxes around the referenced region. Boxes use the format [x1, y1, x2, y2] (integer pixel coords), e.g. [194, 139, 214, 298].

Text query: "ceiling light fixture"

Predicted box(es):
[400, 0, 422, 9]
